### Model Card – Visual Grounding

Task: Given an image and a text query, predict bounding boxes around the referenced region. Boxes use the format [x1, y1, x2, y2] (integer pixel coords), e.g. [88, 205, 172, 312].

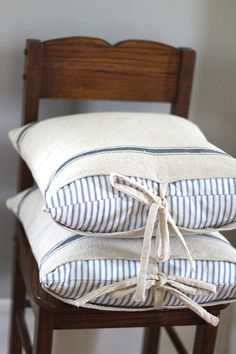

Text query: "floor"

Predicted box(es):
[1, 299, 235, 354]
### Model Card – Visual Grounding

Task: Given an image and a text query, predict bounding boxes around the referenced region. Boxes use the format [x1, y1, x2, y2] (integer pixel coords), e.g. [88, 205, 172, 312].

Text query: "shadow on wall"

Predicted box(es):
[193, 2, 236, 354]
[192, 0, 236, 247]
[192, 1, 236, 157]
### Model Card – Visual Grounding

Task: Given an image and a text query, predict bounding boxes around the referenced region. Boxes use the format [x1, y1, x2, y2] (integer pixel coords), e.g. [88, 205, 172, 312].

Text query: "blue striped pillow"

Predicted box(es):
[43, 175, 236, 233]
[7, 188, 236, 318]
[41, 237, 236, 310]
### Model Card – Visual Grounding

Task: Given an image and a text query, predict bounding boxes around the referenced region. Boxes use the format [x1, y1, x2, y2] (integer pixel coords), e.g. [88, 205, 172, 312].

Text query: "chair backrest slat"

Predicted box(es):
[19, 37, 196, 191]
[40, 38, 181, 102]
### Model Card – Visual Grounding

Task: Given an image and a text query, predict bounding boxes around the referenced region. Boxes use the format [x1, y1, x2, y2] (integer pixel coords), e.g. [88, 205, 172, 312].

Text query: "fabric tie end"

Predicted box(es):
[134, 288, 146, 302]
[211, 316, 220, 327]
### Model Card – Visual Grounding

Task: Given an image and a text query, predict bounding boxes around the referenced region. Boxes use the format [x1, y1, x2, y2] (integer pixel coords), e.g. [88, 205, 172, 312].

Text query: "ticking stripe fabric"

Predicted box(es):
[6, 188, 236, 323]
[43, 173, 236, 296]
[41, 259, 236, 309]
[44, 175, 236, 233]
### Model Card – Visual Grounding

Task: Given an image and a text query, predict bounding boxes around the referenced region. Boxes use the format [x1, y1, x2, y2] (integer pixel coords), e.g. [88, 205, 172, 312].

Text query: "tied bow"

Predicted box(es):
[73, 273, 219, 327]
[110, 173, 194, 301]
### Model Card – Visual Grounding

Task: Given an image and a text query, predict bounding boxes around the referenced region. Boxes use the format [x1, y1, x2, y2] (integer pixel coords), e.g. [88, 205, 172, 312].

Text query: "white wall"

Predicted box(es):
[0, 0, 236, 352]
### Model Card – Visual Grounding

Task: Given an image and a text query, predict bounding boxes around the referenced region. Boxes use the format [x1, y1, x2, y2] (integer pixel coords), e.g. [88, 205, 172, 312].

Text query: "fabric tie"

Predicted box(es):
[110, 173, 194, 302]
[73, 272, 219, 327]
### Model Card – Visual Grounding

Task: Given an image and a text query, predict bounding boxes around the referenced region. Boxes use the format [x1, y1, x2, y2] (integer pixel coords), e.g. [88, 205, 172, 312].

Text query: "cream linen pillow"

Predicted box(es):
[6, 188, 236, 327]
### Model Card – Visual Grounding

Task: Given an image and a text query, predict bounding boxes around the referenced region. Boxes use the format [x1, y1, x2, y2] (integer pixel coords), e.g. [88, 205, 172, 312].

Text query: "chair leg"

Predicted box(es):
[32, 309, 54, 354]
[193, 322, 220, 354]
[9, 236, 26, 354]
[142, 326, 161, 354]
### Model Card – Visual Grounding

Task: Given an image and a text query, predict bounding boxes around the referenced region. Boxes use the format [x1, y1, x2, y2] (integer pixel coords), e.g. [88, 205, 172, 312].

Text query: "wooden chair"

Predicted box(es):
[9, 37, 228, 354]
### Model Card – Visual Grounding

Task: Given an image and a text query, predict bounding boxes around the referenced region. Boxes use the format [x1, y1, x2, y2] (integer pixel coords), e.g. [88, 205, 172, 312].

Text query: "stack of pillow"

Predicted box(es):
[7, 112, 236, 326]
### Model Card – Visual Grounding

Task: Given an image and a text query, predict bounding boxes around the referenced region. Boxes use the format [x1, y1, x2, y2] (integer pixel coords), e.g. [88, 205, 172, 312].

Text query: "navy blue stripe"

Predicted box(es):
[40, 234, 87, 267]
[44, 146, 228, 194]
[16, 123, 36, 148]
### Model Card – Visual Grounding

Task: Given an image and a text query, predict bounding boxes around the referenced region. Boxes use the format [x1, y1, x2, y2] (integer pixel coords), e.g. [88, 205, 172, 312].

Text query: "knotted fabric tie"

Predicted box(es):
[110, 173, 194, 302]
[73, 272, 219, 327]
